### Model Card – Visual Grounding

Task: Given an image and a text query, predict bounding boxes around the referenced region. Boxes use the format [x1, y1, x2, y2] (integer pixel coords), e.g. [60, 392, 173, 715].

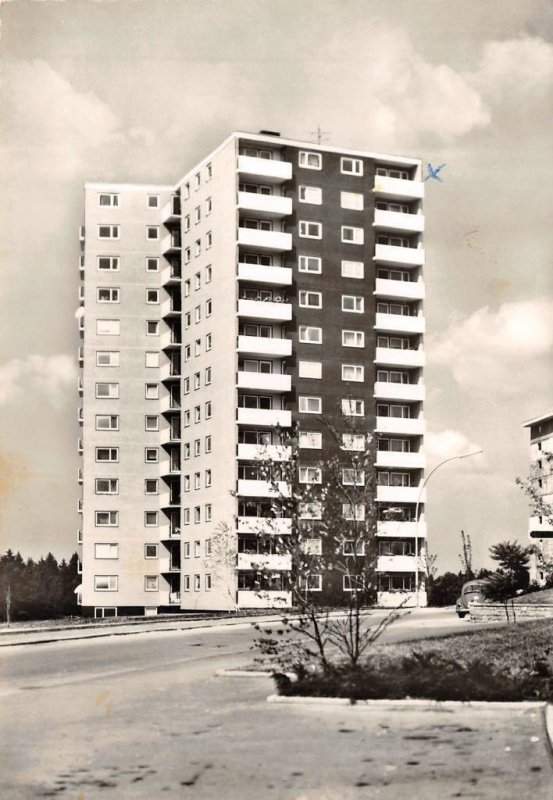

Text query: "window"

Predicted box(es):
[342, 226, 364, 244]
[299, 151, 322, 170]
[206, 231, 212, 248]
[376, 166, 410, 180]
[95, 543, 118, 559]
[343, 503, 365, 520]
[146, 257, 159, 271]
[299, 431, 322, 449]
[94, 575, 118, 591]
[299, 325, 322, 345]
[205, 401, 212, 419]
[184, 410, 191, 426]
[341, 260, 364, 279]
[194, 205, 201, 224]
[145, 352, 160, 368]
[96, 351, 120, 367]
[144, 511, 158, 527]
[145, 448, 158, 463]
[145, 479, 158, 494]
[184, 312, 192, 329]
[194, 172, 201, 190]
[195, 339, 202, 356]
[299, 466, 322, 484]
[205, 504, 212, 522]
[145, 384, 159, 399]
[299, 291, 322, 309]
[341, 398, 364, 416]
[206, 334, 212, 351]
[194, 306, 201, 323]
[194, 473, 201, 490]
[96, 447, 118, 462]
[145, 576, 159, 592]
[205, 574, 212, 591]
[184, 247, 191, 263]
[96, 319, 120, 336]
[147, 195, 159, 208]
[205, 367, 212, 385]
[302, 538, 322, 555]
[206, 197, 212, 215]
[184, 279, 191, 297]
[299, 574, 322, 591]
[342, 364, 364, 382]
[193, 440, 201, 457]
[298, 255, 321, 274]
[206, 265, 212, 283]
[342, 434, 365, 451]
[342, 295, 364, 313]
[299, 502, 322, 520]
[298, 361, 322, 379]
[193, 372, 201, 391]
[194, 507, 201, 524]
[195, 239, 201, 256]
[184, 345, 191, 362]
[183, 575, 191, 591]
[299, 186, 322, 204]
[340, 191, 364, 210]
[183, 510, 190, 526]
[206, 299, 212, 317]
[194, 574, 201, 591]
[341, 157, 363, 175]
[205, 470, 212, 487]
[342, 468, 365, 486]
[145, 544, 158, 558]
[146, 320, 159, 335]
[97, 256, 119, 271]
[97, 287, 120, 303]
[146, 289, 159, 304]
[194, 406, 201, 423]
[299, 396, 322, 414]
[145, 415, 159, 431]
[205, 435, 212, 453]
[95, 382, 119, 399]
[146, 226, 159, 240]
[342, 330, 365, 348]
[205, 539, 212, 556]
[95, 511, 118, 527]
[98, 225, 119, 239]
[96, 415, 119, 431]
[95, 478, 118, 495]
[299, 221, 322, 239]
[194, 540, 201, 558]
[206, 163, 212, 180]
[98, 193, 119, 207]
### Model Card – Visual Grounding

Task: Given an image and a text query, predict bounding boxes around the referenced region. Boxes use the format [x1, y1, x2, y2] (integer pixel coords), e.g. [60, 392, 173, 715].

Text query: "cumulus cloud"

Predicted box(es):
[0, 355, 77, 407]
[430, 299, 553, 396]
[426, 430, 484, 465]
[470, 36, 553, 99]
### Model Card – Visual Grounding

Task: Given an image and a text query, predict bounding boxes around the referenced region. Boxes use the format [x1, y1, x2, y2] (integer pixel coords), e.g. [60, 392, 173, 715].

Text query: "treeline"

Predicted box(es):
[427, 570, 492, 607]
[0, 550, 80, 622]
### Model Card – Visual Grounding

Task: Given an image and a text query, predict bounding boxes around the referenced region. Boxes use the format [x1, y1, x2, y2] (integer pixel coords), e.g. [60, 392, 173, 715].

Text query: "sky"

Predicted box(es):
[1, 0, 552, 573]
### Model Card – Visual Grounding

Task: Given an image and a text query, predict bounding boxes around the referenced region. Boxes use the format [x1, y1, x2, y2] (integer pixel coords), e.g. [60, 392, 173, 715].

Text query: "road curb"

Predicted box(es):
[266, 694, 547, 710]
[216, 669, 275, 678]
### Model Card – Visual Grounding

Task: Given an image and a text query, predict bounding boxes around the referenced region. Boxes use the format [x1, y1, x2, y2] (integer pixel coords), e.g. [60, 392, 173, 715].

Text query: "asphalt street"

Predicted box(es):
[1, 609, 551, 799]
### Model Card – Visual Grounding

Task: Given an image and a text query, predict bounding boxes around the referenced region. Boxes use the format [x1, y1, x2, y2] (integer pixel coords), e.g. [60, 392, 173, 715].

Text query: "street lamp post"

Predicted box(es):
[414, 449, 484, 607]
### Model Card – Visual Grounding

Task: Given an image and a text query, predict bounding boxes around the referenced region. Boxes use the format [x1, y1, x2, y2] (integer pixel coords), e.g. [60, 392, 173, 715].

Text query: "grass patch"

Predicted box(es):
[274, 620, 553, 702]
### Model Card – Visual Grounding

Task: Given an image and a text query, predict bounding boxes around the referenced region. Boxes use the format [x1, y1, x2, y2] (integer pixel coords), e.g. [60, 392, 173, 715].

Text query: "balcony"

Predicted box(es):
[375, 417, 426, 436]
[238, 262, 292, 286]
[374, 278, 425, 301]
[237, 590, 292, 608]
[159, 556, 181, 574]
[161, 298, 181, 318]
[375, 347, 425, 368]
[79, 226, 85, 241]
[77, 468, 83, 485]
[238, 192, 292, 218]
[237, 335, 292, 358]
[374, 244, 425, 267]
[238, 298, 292, 322]
[374, 382, 425, 402]
[237, 372, 291, 393]
[376, 486, 426, 504]
[168, 591, 181, 605]
[160, 328, 181, 350]
[375, 313, 425, 335]
[77, 438, 83, 454]
[237, 408, 291, 427]
[161, 264, 181, 286]
[79, 256, 85, 274]
[160, 362, 181, 382]
[238, 228, 292, 252]
[376, 451, 426, 470]
[78, 377, 83, 395]
[162, 234, 181, 255]
[237, 516, 292, 535]
[237, 479, 291, 498]
[377, 520, 427, 538]
[237, 443, 291, 461]
[237, 553, 292, 571]
[529, 517, 553, 536]
[237, 155, 292, 183]
[78, 346, 84, 366]
[373, 210, 425, 233]
[377, 555, 417, 572]
[78, 407, 83, 425]
[373, 175, 424, 201]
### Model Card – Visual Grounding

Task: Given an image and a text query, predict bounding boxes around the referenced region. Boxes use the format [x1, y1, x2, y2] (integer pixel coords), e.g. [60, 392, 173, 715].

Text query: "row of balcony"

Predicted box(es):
[235, 407, 425, 435]
[236, 517, 427, 539]
[236, 443, 424, 469]
[236, 553, 420, 573]
[237, 155, 424, 202]
[236, 480, 426, 503]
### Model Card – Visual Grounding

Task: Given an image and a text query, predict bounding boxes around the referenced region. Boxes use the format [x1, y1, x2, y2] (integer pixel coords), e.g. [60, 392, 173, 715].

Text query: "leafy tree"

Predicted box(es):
[489, 541, 530, 591]
[0, 551, 81, 621]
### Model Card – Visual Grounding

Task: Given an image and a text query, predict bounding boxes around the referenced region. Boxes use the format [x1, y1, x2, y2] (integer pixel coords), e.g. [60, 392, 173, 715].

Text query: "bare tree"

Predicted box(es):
[458, 530, 474, 581]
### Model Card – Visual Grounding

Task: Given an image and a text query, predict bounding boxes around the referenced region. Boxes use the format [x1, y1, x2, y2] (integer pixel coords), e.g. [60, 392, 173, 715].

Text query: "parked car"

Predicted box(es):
[455, 579, 489, 618]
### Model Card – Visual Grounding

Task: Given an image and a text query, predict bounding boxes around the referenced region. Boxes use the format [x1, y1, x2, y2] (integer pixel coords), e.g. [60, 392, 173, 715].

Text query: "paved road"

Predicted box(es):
[1, 609, 551, 799]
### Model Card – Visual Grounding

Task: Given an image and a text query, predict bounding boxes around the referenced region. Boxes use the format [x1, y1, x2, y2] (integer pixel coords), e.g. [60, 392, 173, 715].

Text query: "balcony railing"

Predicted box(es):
[374, 244, 425, 267]
[374, 278, 425, 301]
[237, 516, 292, 534]
[375, 416, 426, 436]
[377, 520, 427, 538]
[376, 485, 426, 504]
[237, 443, 291, 461]
[374, 347, 425, 368]
[237, 262, 292, 286]
[238, 298, 292, 322]
[237, 479, 291, 498]
[238, 228, 292, 252]
[237, 155, 292, 183]
[237, 407, 292, 427]
[373, 209, 425, 233]
[375, 451, 426, 470]
[237, 553, 292, 571]
[236, 590, 292, 608]
[375, 313, 425, 335]
[376, 555, 418, 572]
[237, 371, 291, 393]
[238, 192, 293, 217]
[374, 381, 425, 402]
[373, 175, 424, 200]
[237, 335, 292, 358]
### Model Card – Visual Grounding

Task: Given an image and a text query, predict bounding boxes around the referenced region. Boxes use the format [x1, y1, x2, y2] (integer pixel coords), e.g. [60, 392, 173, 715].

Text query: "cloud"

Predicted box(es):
[426, 430, 484, 465]
[471, 36, 553, 99]
[3, 59, 125, 175]
[430, 298, 553, 397]
[0, 355, 77, 408]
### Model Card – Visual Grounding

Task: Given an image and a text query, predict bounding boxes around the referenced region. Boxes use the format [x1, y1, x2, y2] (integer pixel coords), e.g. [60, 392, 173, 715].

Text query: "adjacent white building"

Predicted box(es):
[523, 409, 553, 584]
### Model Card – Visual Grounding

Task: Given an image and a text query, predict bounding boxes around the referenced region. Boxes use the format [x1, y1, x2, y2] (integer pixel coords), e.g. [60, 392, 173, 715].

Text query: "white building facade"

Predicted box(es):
[523, 409, 553, 585]
[78, 131, 427, 616]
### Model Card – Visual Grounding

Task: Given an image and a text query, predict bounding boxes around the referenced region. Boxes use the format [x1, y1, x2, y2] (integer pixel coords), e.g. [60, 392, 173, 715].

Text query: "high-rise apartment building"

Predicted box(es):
[77, 131, 427, 617]
[523, 409, 553, 584]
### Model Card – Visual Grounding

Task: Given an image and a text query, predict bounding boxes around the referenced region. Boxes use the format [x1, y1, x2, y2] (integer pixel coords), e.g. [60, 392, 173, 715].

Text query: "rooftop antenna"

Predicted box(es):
[309, 125, 330, 145]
